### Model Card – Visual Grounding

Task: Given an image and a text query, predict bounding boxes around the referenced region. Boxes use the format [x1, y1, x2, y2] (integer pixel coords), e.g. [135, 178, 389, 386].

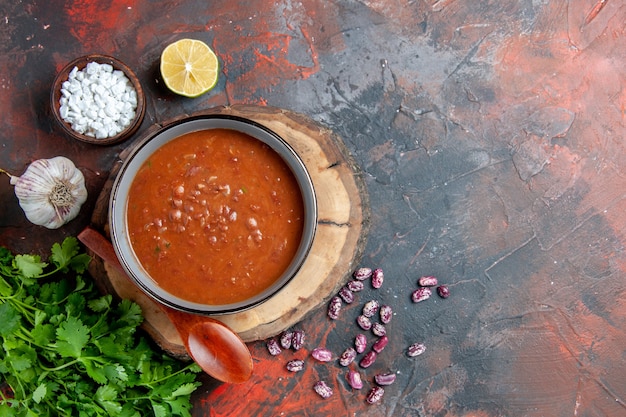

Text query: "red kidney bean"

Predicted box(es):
[347, 369, 363, 390]
[366, 386, 384, 404]
[286, 359, 304, 372]
[347, 280, 365, 292]
[355, 334, 368, 353]
[372, 335, 388, 353]
[437, 284, 450, 298]
[357, 315, 372, 330]
[379, 305, 393, 324]
[418, 275, 438, 287]
[362, 300, 380, 317]
[328, 296, 342, 320]
[359, 351, 377, 368]
[407, 342, 426, 357]
[311, 347, 333, 362]
[372, 322, 386, 337]
[313, 381, 333, 399]
[371, 268, 384, 289]
[279, 330, 293, 349]
[411, 287, 432, 303]
[292, 330, 305, 350]
[339, 347, 357, 366]
[339, 286, 355, 304]
[353, 267, 373, 280]
[374, 373, 396, 386]
[267, 338, 282, 356]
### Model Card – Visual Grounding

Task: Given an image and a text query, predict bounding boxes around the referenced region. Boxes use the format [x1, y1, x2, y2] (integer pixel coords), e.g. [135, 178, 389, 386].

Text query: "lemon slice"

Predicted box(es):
[160, 39, 219, 97]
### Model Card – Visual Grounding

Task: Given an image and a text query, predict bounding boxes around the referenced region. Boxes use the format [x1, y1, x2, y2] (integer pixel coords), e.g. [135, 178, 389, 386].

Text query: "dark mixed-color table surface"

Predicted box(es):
[2, 1, 626, 416]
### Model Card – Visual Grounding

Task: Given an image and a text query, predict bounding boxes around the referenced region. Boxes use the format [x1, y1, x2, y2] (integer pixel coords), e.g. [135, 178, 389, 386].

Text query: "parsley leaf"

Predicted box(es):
[88, 293, 112, 312]
[50, 238, 79, 271]
[31, 322, 55, 346]
[171, 382, 199, 398]
[95, 384, 123, 415]
[0, 303, 20, 337]
[0, 237, 201, 416]
[56, 316, 90, 358]
[14, 254, 46, 279]
[117, 298, 143, 327]
[32, 382, 47, 404]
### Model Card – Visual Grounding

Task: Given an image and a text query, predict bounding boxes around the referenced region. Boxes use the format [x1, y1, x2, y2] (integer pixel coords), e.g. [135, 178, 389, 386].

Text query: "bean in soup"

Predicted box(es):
[126, 128, 305, 305]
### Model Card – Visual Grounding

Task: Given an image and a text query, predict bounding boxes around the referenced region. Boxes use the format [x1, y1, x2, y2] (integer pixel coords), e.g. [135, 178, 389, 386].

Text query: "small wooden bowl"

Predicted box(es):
[50, 54, 146, 145]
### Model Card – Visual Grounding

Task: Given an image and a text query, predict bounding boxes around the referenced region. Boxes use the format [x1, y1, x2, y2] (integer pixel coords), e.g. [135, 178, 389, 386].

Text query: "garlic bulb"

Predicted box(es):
[1, 156, 88, 229]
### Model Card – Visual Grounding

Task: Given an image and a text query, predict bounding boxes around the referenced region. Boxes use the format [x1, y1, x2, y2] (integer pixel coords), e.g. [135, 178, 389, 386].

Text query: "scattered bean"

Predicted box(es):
[328, 296, 342, 320]
[313, 381, 333, 399]
[311, 347, 333, 362]
[355, 334, 368, 353]
[418, 275, 438, 287]
[372, 322, 386, 337]
[267, 338, 282, 356]
[379, 305, 393, 324]
[359, 351, 377, 368]
[407, 342, 426, 357]
[372, 336, 388, 353]
[353, 267, 373, 281]
[437, 284, 450, 298]
[362, 300, 380, 317]
[339, 347, 357, 366]
[357, 315, 372, 330]
[280, 330, 293, 349]
[286, 359, 305, 372]
[347, 280, 365, 292]
[371, 268, 384, 289]
[411, 287, 432, 303]
[281, 265, 441, 402]
[347, 369, 364, 390]
[366, 386, 385, 404]
[339, 286, 355, 304]
[292, 330, 305, 350]
[374, 373, 396, 386]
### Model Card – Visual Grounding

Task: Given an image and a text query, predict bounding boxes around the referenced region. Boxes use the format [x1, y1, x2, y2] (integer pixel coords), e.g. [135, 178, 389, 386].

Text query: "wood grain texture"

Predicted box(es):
[86, 105, 370, 356]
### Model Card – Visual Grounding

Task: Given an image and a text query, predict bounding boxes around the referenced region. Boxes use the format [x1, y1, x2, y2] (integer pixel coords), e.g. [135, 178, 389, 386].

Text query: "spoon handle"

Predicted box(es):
[78, 226, 254, 383]
[78, 226, 127, 274]
[78, 226, 210, 331]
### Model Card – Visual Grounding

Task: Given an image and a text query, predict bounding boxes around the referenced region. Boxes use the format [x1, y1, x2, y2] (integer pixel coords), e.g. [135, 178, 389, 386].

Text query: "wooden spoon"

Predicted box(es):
[78, 227, 253, 384]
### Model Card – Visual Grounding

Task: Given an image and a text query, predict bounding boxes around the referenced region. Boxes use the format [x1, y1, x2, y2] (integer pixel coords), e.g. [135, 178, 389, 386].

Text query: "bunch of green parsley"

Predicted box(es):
[0, 237, 201, 416]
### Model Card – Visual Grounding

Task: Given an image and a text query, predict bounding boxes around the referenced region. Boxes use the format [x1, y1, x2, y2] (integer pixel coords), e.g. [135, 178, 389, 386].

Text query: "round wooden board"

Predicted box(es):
[86, 105, 370, 358]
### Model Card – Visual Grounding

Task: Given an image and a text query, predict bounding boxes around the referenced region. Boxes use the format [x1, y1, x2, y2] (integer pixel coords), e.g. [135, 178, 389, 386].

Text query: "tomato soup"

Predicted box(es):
[126, 129, 305, 305]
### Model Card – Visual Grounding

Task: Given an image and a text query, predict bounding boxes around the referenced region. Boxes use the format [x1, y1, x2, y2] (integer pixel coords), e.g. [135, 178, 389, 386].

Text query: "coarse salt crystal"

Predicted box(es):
[59, 61, 137, 139]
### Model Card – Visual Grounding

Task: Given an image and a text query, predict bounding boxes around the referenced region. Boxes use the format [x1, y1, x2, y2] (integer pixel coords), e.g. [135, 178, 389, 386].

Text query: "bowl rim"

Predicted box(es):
[109, 114, 318, 314]
[50, 54, 146, 146]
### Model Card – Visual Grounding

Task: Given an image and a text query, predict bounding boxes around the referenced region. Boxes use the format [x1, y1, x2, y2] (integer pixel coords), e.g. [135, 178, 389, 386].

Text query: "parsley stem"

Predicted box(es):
[1, 237, 201, 415]
[2, 296, 37, 324]
[38, 358, 81, 371]
[147, 362, 201, 385]
[37, 355, 105, 372]
[13, 330, 57, 353]
[36, 265, 67, 278]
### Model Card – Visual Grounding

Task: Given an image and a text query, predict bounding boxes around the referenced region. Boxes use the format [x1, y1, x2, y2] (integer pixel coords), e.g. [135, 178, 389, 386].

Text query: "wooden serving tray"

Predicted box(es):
[85, 105, 370, 358]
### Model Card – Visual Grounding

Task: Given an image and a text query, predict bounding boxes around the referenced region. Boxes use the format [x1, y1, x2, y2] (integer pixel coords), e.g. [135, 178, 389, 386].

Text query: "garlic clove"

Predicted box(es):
[8, 156, 88, 229]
